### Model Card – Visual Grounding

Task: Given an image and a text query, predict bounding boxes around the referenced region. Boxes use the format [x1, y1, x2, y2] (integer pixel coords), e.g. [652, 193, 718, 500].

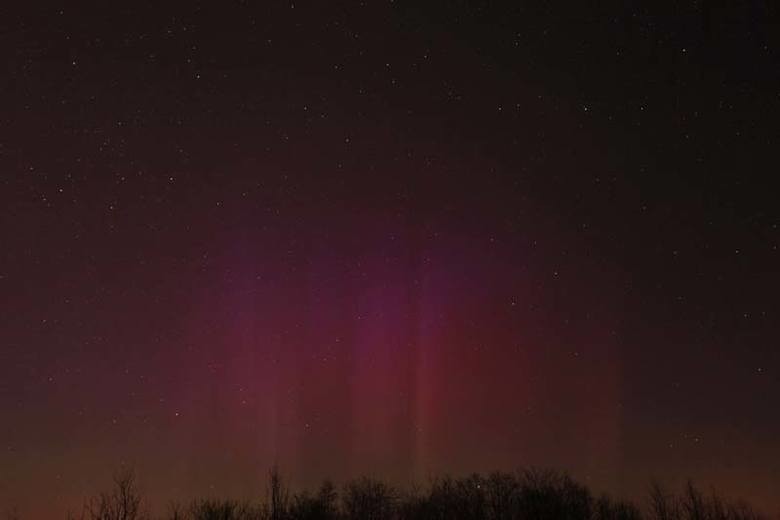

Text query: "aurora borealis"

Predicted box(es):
[1, 2, 778, 518]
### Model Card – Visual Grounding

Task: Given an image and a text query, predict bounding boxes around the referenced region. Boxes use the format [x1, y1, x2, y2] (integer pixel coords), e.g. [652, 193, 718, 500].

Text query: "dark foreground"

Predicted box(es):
[64, 468, 767, 520]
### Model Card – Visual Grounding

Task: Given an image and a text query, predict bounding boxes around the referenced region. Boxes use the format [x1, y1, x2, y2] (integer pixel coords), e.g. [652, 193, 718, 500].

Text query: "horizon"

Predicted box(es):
[44, 466, 777, 520]
[1, 2, 777, 518]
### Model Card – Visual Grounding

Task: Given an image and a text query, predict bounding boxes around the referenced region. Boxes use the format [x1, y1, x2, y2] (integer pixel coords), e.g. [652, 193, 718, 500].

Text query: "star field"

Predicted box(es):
[0, 2, 778, 517]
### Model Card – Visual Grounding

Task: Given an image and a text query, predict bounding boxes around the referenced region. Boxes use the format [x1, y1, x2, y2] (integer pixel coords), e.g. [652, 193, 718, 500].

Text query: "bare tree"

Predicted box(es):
[85, 468, 147, 520]
[289, 481, 338, 520]
[188, 498, 263, 520]
[166, 502, 186, 520]
[268, 466, 289, 520]
[342, 477, 397, 520]
[68, 466, 771, 520]
[648, 481, 679, 520]
[681, 481, 707, 520]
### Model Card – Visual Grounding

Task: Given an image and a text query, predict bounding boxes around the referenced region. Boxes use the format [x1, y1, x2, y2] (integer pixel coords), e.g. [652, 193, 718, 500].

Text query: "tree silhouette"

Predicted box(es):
[62, 466, 768, 520]
[289, 481, 338, 520]
[84, 468, 147, 520]
[342, 477, 397, 520]
[268, 466, 289, 520]
[649, 482, 678, 520]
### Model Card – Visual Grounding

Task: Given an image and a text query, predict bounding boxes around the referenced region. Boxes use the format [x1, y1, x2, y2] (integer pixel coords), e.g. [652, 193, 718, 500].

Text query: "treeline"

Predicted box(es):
[67, 467, 767, 520]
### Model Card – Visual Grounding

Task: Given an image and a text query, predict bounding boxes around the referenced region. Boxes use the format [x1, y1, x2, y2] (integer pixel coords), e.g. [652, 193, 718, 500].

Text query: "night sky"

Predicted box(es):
[1, 2, 778, 517]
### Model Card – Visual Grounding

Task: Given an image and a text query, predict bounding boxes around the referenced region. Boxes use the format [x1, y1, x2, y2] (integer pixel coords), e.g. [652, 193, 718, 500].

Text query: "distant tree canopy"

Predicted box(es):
[70, 467, 766, 520]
